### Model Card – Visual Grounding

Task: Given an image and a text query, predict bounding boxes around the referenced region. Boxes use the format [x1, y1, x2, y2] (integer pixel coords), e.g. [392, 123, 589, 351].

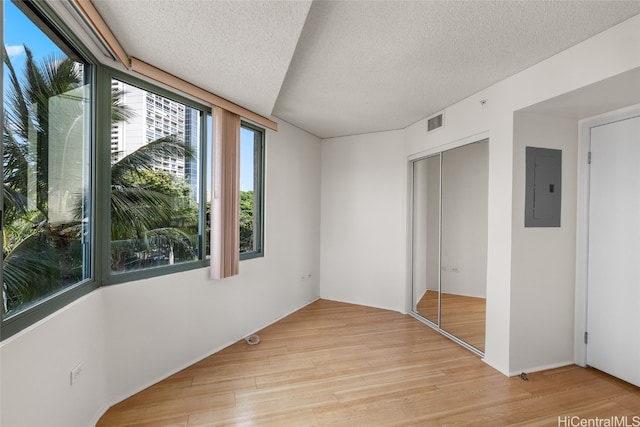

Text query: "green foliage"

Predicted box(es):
[109, 136, 199, 271]
[2, 45, 86, 314]
[240, 191, 254, 253]
[205, 192, 255, 254]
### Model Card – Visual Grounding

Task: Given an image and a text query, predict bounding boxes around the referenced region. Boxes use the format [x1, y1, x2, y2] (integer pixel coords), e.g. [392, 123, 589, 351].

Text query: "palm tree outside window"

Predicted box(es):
[2, 0, 92, 317]
[109, 79, 201, 274]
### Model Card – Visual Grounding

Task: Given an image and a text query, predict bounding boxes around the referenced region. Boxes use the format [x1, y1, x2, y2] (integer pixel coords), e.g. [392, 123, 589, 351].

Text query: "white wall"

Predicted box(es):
[0, 119, 322, 427]
[510, 112, 578, 374]
[320, 130, 407, 312]
[0, 292, 108, 427]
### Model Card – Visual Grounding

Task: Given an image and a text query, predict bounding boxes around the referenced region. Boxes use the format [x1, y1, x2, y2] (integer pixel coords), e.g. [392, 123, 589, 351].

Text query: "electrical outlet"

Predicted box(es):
[70, 363, 83, 386]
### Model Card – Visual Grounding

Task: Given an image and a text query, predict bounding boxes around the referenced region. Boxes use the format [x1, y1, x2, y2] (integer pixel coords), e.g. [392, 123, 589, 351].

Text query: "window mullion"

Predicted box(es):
[96, 66, 112, 283]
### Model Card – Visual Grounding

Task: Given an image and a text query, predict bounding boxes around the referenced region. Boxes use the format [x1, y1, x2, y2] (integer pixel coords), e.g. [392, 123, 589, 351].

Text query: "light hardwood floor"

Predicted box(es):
[416, 291, 486, 351]
[98, 299, 640, 426]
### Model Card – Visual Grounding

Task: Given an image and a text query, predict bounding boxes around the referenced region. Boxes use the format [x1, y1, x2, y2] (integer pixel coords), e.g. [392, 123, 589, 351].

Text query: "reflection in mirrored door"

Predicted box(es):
[412, 155, 440, 325]
[411, 140, 488, 354]
[440, 141, 488, 352]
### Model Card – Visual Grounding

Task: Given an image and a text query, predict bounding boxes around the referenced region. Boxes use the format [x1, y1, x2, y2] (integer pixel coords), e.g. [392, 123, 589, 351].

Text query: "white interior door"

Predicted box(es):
[587, 115, 640, 387]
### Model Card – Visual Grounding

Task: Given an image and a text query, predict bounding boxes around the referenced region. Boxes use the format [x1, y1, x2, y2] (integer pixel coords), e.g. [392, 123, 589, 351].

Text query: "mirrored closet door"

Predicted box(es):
[411, 139, 488, 354]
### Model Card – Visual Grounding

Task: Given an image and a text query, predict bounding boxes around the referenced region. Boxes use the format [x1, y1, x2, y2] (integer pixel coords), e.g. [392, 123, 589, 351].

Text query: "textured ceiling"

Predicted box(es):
[522, 68, 640, 120]
[93, 0, 640, 139]
[92, 0, 312, 117]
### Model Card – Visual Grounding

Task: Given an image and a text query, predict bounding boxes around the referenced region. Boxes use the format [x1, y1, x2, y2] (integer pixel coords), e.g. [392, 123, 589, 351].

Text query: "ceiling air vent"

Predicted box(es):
[427, 113, 443, 132]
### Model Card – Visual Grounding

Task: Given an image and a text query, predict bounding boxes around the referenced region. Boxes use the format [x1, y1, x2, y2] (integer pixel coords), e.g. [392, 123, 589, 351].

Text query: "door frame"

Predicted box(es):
[575, 104, 640, 367]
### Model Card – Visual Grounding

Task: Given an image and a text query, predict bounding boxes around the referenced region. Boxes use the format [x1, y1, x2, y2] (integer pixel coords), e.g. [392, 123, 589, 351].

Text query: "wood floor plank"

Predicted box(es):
[615, 390, 640, 413]
[97, 299, 640, 426]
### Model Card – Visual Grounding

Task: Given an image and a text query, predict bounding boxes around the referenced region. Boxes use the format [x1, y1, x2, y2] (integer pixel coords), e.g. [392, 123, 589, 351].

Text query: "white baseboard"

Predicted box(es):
[320, 296, 404, 314]
[508, 360, 575, 377]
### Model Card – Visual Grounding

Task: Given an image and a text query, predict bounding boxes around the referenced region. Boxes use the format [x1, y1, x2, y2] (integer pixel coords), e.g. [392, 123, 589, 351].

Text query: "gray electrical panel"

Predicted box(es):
[525, 147, 561, 227]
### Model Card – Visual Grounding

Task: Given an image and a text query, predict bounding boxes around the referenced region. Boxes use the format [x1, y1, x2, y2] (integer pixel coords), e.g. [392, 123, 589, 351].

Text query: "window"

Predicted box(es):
[204, 119, 264, 260]
[2, 1, 92, 319]
[1, 1, 266, 339]
[109, 79, 203, 274]
[239, 123, 264, 259]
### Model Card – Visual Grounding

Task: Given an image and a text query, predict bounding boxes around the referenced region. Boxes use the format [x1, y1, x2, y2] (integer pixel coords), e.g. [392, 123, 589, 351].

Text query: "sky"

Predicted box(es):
[207, 117, 255, 192]
[239, 128, 255, 192]
[5, 0, 254, 192]
[4, 1, 62, 82]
